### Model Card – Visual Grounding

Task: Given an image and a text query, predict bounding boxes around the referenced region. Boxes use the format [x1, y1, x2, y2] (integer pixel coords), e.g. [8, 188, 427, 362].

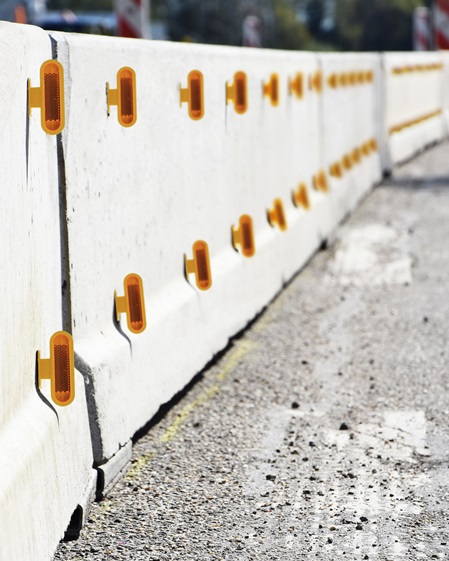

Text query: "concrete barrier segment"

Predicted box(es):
[47, 33, 335, 480]
[383, 52, 446, 165]
[0, 22, 94, 561]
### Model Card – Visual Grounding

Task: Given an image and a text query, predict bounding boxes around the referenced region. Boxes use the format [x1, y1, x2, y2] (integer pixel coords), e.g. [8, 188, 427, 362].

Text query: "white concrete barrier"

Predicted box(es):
[50, 32, 364, 485]
[383, 52, 446, 167]
[0, 22, 95, 561]
[1, 23, 448, 560]
[319, 53, 382, 218]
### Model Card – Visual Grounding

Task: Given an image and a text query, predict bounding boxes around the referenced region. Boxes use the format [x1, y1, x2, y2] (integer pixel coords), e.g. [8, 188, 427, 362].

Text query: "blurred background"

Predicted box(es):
[0, 0, 444, 51]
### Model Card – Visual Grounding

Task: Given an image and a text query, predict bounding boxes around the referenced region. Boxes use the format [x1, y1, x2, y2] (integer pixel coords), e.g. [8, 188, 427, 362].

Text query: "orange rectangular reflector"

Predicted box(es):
[267, 198, 287, 231]
[28, 60, 65, 135]
[115, 273, 147, 333]
[107, 67, 137, 127]
[313, 171, 329, 193]
[185, 241, 212, 290]
[38, 331, 74, 407]
[232, 215, 255, 257]
[292, 183, 311, 210]
[180, 70, 205, 120]
[227, 71, 248, 114]
[289, 73, 304, 99]
[263, 74, 279, 106]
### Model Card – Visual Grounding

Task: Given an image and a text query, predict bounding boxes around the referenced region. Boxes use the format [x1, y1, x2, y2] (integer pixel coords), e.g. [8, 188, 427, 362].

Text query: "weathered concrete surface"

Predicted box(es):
[55, 141, 449, 560]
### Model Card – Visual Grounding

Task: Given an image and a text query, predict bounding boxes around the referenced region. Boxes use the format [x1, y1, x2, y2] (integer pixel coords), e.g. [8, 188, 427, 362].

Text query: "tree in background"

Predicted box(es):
[336, 0, 423, 51]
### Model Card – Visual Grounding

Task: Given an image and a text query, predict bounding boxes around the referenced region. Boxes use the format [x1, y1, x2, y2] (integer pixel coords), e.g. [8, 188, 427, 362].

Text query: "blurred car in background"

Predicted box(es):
[0, 0, 117, 35]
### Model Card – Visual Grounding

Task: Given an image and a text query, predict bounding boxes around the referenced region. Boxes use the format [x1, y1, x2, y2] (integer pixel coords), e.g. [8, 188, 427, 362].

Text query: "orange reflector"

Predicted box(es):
[289, 73, 304, 99]
[338, 73, 348, 87]
[263, 73, 279, 106]
[292, 183, 310, 210]
[28, 60, 65, 135]
[329, 162, 343, 178]
[313, 170, 329, 193]
[348, 72, 356, 86]
[107, 67, 137, 127]
[232, 215, 255, 257]
[115, 273, 146, 333]
[180, 70, 205, 120]
[357, 71, 365, 84]
[226, 71, 248, 114]
[369, 138, 378, 151]
[366, 70, 374, 83]
[361, 142, 370, 156]
[267, 198, 287, 231]
[38, 331, 74, 407]
[309, 71, 322, 93]
[352, 148, 361, 165]
[327, 73, 338, 89]
[185, 241, 212, 290]
[342, 154, 353, 171]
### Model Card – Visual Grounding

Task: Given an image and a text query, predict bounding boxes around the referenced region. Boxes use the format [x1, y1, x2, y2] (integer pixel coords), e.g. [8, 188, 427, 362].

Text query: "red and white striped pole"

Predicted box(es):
[115, 0, 150, 39]
[434, 0, 449, 49]
[414, 7, 432, 50]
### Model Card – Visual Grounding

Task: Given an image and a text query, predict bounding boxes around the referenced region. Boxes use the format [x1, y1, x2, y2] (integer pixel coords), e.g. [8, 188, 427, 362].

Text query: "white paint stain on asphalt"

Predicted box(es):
[328, 224, 412, 286]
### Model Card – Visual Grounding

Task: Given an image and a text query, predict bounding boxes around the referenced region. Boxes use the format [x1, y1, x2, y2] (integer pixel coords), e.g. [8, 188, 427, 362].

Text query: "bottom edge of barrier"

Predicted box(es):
[63, 469, 97, 541]
[95, 441, 132, 500]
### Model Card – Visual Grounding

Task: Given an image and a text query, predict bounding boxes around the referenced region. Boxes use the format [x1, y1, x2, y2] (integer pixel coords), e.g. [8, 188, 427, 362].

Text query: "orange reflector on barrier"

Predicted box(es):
[107, 67, 137, 127]
[289, 73, 304, 99]
[115, 273, 146, 333]
[313, 170, 329, 193]
[180, 70, 205, 120]
[361, 142, 370, 156]
[327, 73, 338, 89]
[330, 162, 343, 178]
[292, 183, 310, 210]
[339, 73, 349, 87]
[185, 241, 212, 290]
[38, 331, 74, 407]
[369, 138, 378, 151]
[309, 71, 322, 93]
[226, 71, 248, 114]
[232, 215, 255, 257]
[342, 154, 353, 171]
[352, 148, 361, 165]
[267, 198, 287, 231]
[28, 60, 65, 135]
[263, 73, 279, 106]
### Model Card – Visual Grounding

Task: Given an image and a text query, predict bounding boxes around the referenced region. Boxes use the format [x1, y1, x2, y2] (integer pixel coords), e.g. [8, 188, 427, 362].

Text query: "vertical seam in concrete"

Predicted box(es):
[50, 35, 105, 474]
[50, 36, 72, 334]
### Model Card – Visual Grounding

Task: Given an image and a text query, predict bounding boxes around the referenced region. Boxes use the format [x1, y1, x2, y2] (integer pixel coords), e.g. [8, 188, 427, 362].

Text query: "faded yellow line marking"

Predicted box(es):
[125, 452, 156, 481]
[161, 340, 255, 442]
[126, 339, 256, 479]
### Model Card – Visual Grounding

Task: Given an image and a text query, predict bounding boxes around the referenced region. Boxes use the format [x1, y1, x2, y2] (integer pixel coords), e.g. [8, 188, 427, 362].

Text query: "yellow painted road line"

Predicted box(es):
[125, 339, 256, 480]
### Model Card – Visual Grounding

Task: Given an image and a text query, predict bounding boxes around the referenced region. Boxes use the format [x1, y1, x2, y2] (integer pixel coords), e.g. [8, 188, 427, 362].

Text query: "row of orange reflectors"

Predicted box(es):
[35, 191, 306, 406]
[36, 136, 379, 408]
[28, 61, 377, 132]
[392, 63, 443, 75]
[329, 139, 378, 177]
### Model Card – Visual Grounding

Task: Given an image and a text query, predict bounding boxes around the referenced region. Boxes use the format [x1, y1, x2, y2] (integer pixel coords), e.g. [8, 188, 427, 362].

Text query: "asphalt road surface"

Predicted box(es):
[55, 141, 449, 561]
